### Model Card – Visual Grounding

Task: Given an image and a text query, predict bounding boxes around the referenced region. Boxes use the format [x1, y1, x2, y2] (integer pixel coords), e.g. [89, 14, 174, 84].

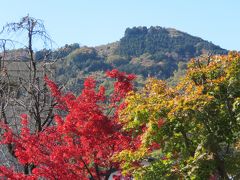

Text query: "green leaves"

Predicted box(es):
[116, 52, 240, 179]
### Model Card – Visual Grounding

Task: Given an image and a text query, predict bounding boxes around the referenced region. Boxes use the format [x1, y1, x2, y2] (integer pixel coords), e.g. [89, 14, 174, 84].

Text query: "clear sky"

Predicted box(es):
[0, 0, 239, 50]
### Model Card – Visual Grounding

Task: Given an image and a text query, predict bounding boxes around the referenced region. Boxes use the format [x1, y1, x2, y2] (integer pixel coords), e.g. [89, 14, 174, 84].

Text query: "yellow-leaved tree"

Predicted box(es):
[115, 52, 240, 179]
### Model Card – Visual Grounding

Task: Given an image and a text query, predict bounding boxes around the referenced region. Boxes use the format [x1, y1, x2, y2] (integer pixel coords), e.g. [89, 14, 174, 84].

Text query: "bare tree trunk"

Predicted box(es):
[0, 15, 56, 175]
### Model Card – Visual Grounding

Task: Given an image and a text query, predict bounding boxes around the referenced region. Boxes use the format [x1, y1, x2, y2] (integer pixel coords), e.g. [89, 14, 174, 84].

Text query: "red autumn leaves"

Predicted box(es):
[0, 69, 137, 179]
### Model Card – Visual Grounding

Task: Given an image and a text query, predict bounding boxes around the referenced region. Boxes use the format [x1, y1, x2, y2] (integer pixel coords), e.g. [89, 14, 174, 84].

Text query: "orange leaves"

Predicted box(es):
[116, 52, 240, 179]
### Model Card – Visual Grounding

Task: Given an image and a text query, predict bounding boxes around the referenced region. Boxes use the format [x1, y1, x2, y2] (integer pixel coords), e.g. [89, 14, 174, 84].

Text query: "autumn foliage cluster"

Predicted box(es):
[0, 69, 136, 179]
[1, 52, 240, 179]
[116, 52, 240, 179]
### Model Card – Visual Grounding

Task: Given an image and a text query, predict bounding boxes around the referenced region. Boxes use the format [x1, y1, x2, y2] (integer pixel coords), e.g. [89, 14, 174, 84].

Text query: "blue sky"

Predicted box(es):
[0, 0, 239, 50]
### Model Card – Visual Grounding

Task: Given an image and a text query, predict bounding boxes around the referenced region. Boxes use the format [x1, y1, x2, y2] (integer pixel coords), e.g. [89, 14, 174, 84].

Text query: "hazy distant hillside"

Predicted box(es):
[118, 26, 226, 58]
[52, 26, 227, 91]
[4, 26, 228, 92]
[95, 27, 227, 78]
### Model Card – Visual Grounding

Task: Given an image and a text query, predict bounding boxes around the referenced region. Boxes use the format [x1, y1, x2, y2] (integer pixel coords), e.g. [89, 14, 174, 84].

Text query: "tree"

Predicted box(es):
[115, 52, 240, 179]
[0, 15, 56, 174]
[0, 69, 136, 179]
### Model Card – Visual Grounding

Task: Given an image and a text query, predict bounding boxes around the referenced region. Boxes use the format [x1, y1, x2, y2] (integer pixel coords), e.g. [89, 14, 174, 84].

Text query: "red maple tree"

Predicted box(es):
[0, 69, 136, 180]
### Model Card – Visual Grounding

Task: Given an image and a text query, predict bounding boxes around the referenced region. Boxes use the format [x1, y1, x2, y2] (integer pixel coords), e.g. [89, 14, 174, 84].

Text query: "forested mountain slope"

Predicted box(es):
[53, 26, 227, 91]
[3, 26, 228, 92]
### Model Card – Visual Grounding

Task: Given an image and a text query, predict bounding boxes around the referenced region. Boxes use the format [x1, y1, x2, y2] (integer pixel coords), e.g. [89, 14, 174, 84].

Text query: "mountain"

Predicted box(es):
[118, 26, 226, 58]
[51, 26, 227, 92]
[3, 26, 228, 92]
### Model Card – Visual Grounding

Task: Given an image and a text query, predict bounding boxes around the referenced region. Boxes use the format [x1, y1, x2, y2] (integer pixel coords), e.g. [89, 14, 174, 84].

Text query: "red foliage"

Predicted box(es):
[157, 118, 165, 128]
[0, 69, 136, 179]
[106, 69, 136, 105]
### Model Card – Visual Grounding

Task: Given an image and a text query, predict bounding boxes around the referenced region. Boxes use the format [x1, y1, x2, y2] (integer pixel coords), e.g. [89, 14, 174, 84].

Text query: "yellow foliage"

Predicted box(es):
[116, 52, 240, 179]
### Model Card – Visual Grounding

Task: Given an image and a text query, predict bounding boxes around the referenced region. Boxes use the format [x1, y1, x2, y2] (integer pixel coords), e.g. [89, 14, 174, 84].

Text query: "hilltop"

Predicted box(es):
[2, 26, 228, 92]
[51, 26, 227, 91]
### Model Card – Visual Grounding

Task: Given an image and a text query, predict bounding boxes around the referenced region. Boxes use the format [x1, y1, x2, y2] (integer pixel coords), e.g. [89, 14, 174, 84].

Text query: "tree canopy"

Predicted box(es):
[115, 52, 240, 179]
[0, 69, 136, 179]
